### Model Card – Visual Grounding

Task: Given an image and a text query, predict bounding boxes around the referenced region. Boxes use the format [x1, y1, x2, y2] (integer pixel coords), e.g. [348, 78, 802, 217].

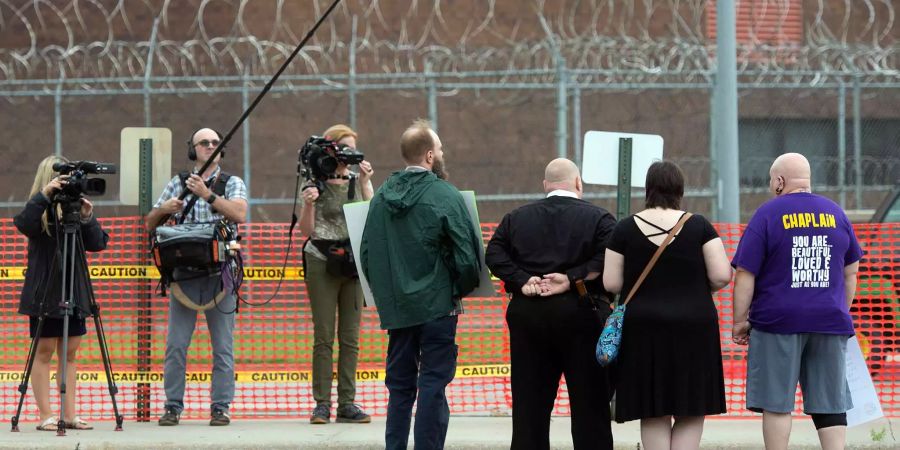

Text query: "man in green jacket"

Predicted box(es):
[361, 119, 481, 450]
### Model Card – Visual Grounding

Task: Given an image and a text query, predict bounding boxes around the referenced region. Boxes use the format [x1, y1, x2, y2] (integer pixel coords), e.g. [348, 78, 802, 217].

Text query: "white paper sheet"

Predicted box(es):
[845, 335, 885, 427]
[343, 190, 495, 308]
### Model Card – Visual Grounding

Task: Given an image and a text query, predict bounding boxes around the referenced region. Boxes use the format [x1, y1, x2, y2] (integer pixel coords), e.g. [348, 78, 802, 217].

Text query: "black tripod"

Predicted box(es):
[11, 197, 124, 434]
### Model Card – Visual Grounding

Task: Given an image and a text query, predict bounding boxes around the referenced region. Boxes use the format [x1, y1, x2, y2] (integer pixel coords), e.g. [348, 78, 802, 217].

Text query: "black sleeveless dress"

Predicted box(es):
[606, 213, 727, 422]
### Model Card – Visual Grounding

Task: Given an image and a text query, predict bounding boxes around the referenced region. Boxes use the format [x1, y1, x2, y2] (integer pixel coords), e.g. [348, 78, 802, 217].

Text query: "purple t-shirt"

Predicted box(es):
[731, 193, 863, 335]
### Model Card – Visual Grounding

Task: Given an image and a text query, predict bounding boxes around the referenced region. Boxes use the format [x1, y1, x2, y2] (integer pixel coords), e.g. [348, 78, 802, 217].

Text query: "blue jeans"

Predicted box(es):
[385, 315, 458, 450]
[163, 272, 236, 414]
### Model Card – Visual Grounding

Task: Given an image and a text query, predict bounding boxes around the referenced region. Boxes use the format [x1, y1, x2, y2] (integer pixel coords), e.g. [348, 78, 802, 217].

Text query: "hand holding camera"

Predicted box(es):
[80, 198, 94, 220]
[302, 185, 319, 204]
[298, 135, 365, 194]
[42, 174, 70, 198]
[358, 160, 375, 183]
[41, 175, 93, 219]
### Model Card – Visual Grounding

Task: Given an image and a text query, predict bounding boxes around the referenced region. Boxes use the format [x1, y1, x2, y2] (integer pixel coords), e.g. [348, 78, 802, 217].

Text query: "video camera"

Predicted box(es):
[52, 161, 117, 198]
[298, 136, 364, 192]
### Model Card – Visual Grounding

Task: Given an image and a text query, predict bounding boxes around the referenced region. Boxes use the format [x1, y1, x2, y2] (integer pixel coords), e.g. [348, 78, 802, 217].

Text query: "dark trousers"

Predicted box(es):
[385, 315, 459, 450]
[507, 294, 613, 450]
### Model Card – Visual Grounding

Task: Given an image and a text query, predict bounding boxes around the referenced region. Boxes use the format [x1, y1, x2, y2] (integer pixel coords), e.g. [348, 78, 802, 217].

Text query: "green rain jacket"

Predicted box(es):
[361, 169, 482, 330]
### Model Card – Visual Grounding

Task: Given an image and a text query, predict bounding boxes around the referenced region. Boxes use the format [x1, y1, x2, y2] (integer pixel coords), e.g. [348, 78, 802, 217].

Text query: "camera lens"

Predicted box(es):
[316, 154, 338, 175]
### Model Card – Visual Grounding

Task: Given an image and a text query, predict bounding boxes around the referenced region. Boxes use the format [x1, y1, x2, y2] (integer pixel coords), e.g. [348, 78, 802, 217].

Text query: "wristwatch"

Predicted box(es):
[206, 193, 218, 204]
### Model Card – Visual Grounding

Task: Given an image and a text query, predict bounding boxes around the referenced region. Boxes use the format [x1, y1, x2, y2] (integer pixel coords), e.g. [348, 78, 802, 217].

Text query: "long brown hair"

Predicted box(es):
[29, 155, 68, 236]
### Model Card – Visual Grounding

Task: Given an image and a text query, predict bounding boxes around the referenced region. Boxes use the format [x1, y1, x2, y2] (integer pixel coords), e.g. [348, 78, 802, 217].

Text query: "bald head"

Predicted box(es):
[543, 158, 582, 197]
[770, 152, 812, 195]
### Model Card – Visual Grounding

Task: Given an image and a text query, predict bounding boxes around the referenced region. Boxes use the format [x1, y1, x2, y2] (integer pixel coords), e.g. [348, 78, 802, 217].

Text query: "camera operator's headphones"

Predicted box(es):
[187, 128, 225, 161]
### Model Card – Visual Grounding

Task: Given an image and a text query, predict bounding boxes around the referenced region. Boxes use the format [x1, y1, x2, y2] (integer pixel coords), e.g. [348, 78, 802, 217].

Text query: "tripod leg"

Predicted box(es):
[91, 309, 124, 430]
[10, 317, 46, 432]
[55, 227, 78, 437]
[57, 317, 70, 436]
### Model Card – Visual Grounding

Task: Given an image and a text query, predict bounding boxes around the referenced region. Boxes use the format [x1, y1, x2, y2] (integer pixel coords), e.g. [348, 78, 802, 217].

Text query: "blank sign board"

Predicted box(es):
[582, 131, 664, 188]
[119, 127, 172, 206]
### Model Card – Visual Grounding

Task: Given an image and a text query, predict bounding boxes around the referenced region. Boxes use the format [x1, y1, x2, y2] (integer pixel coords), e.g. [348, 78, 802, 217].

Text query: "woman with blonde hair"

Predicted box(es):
[14, 155, 109, 431]
[299, 124, 375, 424]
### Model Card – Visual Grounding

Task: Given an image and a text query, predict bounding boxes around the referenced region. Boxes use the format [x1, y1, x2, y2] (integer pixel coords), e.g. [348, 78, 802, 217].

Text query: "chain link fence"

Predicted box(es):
[0, 0, 897, 223]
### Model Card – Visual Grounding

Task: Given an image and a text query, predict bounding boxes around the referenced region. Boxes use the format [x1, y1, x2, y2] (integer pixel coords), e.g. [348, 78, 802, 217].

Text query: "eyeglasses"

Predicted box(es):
[193, 139, 221, 148]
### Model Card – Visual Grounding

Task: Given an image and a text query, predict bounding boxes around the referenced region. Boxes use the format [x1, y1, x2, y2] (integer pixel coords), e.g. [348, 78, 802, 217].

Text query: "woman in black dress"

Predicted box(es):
[602, 161, 732, 450]
[14, 155, 109, 431]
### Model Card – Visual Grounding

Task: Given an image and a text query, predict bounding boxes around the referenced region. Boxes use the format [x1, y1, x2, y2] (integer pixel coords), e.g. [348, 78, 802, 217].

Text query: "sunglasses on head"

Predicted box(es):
[194, 139, 221, 148]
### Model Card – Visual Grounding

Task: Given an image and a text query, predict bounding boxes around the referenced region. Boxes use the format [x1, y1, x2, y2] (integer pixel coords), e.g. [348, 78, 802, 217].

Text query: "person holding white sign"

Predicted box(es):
[732, 153, 863, 450]
[361, 119, 481, 450]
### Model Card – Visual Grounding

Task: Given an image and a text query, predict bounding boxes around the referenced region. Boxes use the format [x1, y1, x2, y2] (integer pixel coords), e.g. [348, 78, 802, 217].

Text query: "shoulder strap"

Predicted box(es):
[178, 171, 190, 188]
[213, 171, 231, 196]
[622, 212, 692, 306]
[347, 173, 357, 201]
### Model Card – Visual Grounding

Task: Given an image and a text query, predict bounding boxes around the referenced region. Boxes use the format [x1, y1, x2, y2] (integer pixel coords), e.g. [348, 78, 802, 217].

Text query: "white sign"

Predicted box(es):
[344, 190, 495, 308]
[119, 127, 173, 205]
[581, 131, 663, 187]
[343, 201, 375, 307]
[845, 335, 884, 427]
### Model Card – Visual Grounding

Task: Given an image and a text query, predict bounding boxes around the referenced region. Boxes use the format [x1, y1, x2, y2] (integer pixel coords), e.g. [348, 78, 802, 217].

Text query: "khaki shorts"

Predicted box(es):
[746, 329, 853, 414]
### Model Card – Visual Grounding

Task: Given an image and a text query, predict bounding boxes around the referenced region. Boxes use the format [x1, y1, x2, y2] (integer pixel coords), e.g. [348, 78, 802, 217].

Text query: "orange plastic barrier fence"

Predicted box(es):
[0, 218, 896, 421]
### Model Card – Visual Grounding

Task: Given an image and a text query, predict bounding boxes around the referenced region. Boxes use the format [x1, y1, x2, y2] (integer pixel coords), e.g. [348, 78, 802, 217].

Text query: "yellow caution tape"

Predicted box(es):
[0, 365, 511, 383]
[0, 266, 305, 281]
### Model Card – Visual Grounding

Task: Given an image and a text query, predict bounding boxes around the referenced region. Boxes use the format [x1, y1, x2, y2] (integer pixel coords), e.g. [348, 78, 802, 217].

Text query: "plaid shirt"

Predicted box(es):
[154, 166, 248, 224]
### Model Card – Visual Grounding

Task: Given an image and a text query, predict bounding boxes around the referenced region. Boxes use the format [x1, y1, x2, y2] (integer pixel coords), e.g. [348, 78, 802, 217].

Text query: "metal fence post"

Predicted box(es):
[572, 84, 582, 169]
[838, 80, 847, 208]
[348, 15, 358, 130]
[143, 17, 161, 128]
[242, 74, 252, 222]
[426, 61, 438, 133]
[852, 75, 862, 208]
[713, 0, 740, 223]
[555, 49, 568, 159]
[54, 79, 62, 156]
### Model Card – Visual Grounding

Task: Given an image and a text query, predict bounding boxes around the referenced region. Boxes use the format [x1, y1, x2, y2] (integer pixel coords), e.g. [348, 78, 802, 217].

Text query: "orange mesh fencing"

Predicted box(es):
[0, 218, 896, 421]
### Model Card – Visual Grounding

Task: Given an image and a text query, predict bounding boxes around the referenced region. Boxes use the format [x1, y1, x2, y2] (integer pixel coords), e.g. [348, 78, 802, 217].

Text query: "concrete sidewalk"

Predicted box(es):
[0, 416, 896, 449]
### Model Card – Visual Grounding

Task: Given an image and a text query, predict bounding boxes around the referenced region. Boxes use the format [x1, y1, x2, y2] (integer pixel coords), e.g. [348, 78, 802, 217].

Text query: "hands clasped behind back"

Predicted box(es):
[519, 273, 571, 297]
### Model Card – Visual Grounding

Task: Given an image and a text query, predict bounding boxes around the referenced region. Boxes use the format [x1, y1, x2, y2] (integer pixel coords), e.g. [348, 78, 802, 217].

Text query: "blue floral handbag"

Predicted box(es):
[596, 303, 626, 366]
[595, 213, 691, 367]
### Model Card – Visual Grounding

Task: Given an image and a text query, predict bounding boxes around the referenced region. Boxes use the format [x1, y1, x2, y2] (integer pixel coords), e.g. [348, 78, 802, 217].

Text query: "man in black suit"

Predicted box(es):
[486, 158, 616, 450]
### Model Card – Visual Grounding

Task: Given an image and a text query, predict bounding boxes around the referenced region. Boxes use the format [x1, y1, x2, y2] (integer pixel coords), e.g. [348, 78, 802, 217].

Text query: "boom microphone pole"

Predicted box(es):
[165, 0, 344, 224]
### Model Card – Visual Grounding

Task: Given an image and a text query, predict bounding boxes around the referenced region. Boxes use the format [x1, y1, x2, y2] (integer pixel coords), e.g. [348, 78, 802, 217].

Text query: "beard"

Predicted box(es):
[432, 157, 448, 180]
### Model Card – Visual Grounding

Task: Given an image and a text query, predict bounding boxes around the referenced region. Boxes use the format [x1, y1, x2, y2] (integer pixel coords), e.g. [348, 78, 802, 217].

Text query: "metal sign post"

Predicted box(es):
[136, 138, 153, 421]
[616, 137, 633, 221]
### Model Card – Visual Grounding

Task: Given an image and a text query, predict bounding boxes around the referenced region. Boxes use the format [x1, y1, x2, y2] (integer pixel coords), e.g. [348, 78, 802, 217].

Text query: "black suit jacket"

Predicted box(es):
[485, 195, 616, 299]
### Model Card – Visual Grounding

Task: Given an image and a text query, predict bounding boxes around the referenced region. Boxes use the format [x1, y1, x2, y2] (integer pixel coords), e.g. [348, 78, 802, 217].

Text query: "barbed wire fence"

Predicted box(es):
[0, 0, 898, 219]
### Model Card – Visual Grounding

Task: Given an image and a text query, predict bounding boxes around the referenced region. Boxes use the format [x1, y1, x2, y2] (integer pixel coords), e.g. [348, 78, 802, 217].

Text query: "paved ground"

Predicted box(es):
[0, 416, 896, 449]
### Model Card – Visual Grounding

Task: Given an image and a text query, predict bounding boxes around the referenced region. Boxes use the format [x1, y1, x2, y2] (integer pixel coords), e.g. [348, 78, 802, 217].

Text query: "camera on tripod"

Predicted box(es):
[298, 136, 364, 192]
[52, 160, 117, 199]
